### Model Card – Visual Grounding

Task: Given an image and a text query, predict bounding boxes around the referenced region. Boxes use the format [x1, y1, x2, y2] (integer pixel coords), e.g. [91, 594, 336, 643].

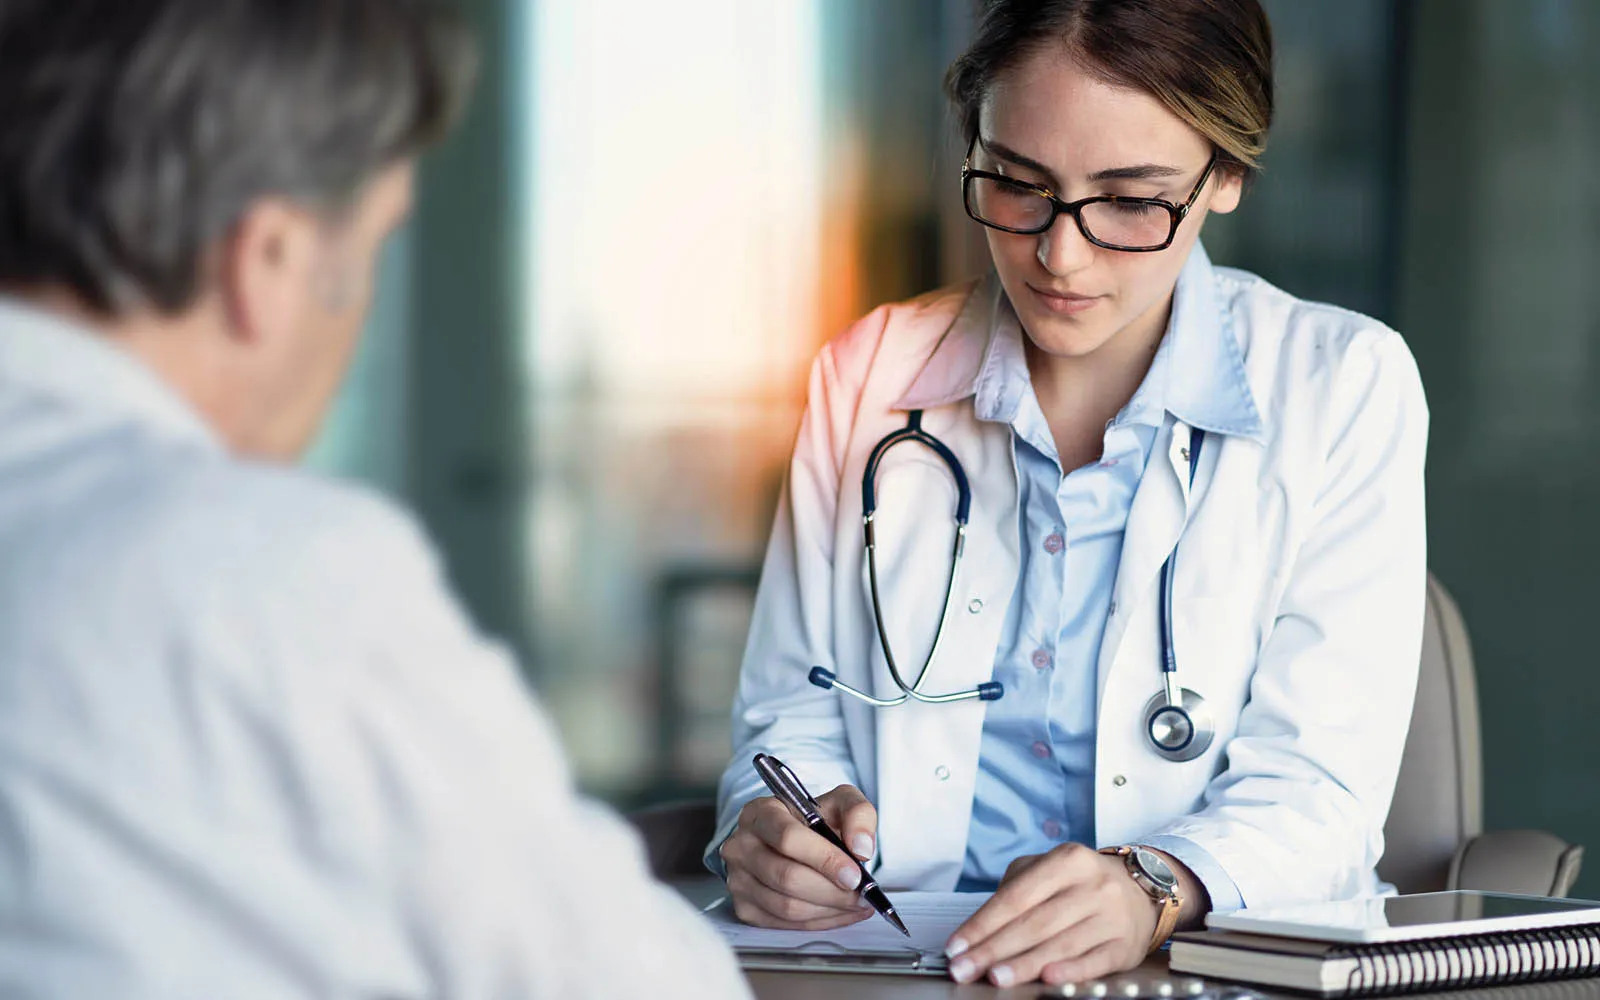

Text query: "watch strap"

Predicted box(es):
[1150, 893, 1182, 951]
[1099, 845, 1183, 953]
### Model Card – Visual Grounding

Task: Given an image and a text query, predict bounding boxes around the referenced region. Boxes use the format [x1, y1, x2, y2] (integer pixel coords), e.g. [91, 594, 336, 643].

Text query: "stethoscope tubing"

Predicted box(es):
[810, 410, 1213, 760]
[810, 410, 998, 706]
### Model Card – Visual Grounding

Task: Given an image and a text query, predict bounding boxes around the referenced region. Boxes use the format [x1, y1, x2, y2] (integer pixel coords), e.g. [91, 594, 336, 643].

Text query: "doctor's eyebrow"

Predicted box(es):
[1087, 163, 1187, 182]
[977, 137, 1061, 187]
[977, 136, 1186, 188]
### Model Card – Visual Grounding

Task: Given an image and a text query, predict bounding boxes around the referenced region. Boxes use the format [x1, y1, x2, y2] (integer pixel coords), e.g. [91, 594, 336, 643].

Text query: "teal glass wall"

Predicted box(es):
[1398, 0, 1600, 897]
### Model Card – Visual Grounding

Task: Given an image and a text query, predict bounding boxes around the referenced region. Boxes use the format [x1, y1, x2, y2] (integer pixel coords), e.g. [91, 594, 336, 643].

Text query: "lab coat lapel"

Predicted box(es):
[869, 402, 1019, 888]
[867, 287, 1021, 887]
[1098, 420, 1193, 705]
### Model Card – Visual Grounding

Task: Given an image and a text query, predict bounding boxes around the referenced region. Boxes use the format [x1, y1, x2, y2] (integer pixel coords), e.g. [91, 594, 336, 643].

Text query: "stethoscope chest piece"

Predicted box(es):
[1141, 687, 1215, 762]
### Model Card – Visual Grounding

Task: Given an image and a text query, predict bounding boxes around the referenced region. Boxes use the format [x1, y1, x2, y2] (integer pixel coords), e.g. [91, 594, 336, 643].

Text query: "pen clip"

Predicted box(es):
[753, 753, 823, 825]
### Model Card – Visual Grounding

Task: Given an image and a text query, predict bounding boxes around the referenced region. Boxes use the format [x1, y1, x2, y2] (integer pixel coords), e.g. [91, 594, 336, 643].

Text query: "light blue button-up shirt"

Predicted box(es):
[958, 269, 1247, 914]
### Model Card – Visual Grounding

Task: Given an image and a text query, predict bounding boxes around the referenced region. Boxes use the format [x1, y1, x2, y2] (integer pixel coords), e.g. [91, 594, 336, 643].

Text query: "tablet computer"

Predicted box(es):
[1205, 890, 1600, 944]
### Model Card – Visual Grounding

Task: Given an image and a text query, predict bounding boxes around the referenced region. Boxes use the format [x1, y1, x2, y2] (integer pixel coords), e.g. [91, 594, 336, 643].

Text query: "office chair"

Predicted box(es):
[628, 798, 719, 879]
[630, 575, 1587, 894]
[1378, 573, 1583, 896]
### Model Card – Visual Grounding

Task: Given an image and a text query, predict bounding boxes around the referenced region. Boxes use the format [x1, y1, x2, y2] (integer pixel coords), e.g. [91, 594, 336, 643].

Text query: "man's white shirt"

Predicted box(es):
[0, 298, 749, 999]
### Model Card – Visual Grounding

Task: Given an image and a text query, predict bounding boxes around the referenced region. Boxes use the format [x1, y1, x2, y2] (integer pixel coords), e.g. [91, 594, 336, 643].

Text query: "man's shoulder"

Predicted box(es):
[113, 458, 440, 612]
[182, 460, 422, 548]
[0, 450, 458, 726]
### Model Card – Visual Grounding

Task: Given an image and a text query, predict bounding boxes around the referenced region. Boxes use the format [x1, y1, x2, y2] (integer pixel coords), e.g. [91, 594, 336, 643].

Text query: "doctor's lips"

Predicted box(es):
[1027, 283, 1106, 315]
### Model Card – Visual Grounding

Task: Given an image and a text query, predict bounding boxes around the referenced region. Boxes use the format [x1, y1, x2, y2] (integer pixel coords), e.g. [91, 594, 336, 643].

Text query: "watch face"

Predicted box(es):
[1132, 847, 1178, 891]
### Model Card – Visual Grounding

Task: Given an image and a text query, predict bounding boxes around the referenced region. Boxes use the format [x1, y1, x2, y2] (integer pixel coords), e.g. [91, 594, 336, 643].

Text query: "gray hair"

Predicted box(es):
[0, 0, 476, 314]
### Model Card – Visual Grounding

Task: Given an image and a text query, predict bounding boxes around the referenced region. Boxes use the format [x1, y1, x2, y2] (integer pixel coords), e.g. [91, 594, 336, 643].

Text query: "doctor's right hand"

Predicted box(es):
[721, 784, 879, 930]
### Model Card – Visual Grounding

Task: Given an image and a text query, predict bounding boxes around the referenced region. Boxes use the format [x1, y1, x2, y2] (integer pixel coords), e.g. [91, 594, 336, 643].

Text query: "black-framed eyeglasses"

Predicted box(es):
[961, 137, 1220, 253]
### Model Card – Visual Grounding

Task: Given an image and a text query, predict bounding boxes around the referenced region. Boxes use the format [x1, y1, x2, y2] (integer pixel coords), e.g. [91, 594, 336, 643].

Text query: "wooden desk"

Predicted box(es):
[676, 879, 1600, 1000]
[747, 962, 1600, 1000]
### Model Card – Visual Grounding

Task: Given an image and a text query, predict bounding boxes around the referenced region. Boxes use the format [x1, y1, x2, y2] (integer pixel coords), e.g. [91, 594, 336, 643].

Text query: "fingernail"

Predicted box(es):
[851, 833, 875, 859]
[991, 965, 1015, 988]
[950, 957, 977, 983]
[835, 867, 862, 891]
[945, 937, 968, 959]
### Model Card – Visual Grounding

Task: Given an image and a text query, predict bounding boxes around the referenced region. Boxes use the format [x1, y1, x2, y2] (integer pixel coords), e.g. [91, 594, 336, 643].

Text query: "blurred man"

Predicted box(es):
[0, 2, 749, 997]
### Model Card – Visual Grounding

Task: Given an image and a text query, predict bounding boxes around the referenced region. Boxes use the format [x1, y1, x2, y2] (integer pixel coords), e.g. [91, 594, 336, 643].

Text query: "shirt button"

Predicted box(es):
[1031, 740, 1051, 760]
[1043, 819, 1063, 839]
[1043, 533, 1065, 554]
[1031, 648, 1053, 670]
[1112, 774, 1128, 787]
[1108, 599, 1119, 617]
[935, 765, 951, 781]
[967, 598, 984, 614]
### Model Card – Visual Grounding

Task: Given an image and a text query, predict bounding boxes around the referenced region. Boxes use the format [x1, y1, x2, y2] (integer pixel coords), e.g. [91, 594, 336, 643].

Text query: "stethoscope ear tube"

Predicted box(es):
[842, 410, 995, 706]
[808, 665, 1003, 704]
[861, 410, 972, 527]
[809, 666, 910, 707]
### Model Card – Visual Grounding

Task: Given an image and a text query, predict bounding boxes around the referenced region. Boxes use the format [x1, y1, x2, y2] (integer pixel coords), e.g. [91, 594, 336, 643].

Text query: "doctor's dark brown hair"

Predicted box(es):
[945, 0, 1274, 176]
[0, 0, 476, 315]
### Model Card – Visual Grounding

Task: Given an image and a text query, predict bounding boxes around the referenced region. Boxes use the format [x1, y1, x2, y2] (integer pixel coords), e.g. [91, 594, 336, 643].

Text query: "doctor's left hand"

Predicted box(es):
[942, 843, 1197, 988]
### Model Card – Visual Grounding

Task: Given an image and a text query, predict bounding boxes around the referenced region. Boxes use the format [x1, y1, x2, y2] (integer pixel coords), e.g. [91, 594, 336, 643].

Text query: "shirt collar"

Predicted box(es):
[970, 297, 1029, 425]
[895, 243, 1267, 442]
[1162, 243, 1266, 441]
[0, 296, 222, 451]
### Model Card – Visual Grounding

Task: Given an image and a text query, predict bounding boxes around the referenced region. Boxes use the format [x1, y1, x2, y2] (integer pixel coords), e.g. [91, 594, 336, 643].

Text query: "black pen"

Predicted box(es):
[752, 752, 910, 937]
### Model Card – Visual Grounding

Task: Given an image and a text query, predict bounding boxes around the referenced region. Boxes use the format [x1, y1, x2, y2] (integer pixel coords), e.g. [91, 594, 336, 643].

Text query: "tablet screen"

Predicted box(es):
[1206, 891, 1600, 943]
[1385, 892, 1598, 927]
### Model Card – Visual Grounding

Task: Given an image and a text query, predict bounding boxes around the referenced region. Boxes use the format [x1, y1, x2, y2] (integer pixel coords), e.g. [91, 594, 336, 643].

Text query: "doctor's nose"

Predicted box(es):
[1035, 212, 1096, 277]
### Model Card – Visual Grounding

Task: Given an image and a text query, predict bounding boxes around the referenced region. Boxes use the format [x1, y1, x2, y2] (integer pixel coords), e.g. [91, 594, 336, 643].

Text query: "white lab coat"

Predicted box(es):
[715, 256, 1429, 908]
[0, 298, 751, 1000]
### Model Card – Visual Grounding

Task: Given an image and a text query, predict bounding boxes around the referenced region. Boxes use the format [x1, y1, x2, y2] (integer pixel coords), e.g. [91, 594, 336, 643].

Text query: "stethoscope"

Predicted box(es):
[808, 410, 1216, 762]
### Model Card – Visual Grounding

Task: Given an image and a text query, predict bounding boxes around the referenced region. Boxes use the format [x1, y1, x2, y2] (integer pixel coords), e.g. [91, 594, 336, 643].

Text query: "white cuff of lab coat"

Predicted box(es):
[1141, 834, 1245, 913]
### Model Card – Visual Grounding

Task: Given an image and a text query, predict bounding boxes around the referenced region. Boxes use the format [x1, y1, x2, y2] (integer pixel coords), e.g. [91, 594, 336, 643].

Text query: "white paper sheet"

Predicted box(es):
[705, 891, 992, 960]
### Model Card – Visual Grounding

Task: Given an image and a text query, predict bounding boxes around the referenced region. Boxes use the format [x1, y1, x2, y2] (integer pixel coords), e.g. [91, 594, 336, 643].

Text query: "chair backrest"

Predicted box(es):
[1378, 573, 1484, 894]
[627, 799, 720, 879]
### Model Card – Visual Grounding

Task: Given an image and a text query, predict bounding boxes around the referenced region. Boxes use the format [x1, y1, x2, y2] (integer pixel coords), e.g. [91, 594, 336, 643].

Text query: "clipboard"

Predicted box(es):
[735, 940, 949, 976]
[704, 889, 990, 978]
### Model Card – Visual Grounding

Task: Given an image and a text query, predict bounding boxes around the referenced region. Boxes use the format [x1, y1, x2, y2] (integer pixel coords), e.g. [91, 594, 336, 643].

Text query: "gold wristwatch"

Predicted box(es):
[1099, 845, 1183, 952]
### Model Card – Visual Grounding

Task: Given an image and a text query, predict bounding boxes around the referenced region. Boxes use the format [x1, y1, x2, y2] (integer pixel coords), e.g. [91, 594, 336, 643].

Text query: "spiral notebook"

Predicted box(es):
[1170, 891, 1600, 997]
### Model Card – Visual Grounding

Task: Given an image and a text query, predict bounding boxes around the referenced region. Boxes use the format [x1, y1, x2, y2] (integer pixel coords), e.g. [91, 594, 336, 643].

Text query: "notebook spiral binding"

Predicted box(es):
[1342, 924, 1600, 996]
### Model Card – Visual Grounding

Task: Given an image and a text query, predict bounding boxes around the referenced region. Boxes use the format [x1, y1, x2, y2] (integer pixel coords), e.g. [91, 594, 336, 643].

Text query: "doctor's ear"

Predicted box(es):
[1206, 165, 1247, 216]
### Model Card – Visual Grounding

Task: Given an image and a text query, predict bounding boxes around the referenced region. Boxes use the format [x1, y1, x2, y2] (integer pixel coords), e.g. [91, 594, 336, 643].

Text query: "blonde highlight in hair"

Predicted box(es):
[947, 0, 1274, 175]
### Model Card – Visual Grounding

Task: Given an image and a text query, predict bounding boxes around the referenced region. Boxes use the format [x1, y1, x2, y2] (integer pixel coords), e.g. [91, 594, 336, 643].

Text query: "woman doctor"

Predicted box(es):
[712, 0, 1428, 987]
